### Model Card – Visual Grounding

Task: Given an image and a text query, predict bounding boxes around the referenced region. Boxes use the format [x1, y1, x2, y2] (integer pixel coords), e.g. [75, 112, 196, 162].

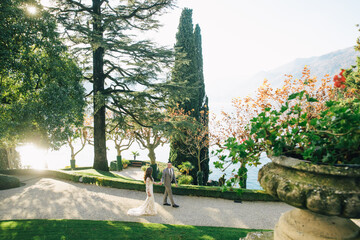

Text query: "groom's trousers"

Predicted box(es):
[163, 185, 175, 205]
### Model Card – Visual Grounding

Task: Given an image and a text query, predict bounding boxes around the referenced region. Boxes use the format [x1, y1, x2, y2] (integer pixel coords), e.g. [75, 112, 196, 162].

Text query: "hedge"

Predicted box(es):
[0, 169, 278, 202]
[0, 174, 20, 190]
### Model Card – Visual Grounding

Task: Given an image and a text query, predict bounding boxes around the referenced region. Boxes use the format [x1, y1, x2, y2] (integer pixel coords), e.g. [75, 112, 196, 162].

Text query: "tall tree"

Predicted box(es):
[194, 24, 210, 183]
[169, 8, 209, 184]
[0, 0, 85, 169]
[53, 0, 178, 171]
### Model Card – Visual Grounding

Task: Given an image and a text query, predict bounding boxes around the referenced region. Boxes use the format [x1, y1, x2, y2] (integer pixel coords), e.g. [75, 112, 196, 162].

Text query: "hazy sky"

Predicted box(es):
[156, 0, 360, 75]
[146, 0, 360, 111]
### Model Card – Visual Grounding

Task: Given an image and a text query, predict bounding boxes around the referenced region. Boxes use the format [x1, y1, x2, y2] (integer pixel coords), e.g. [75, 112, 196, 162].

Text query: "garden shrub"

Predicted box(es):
[178, 175, 193, 185]
[0, 174, 20, 190]
[141, 165, 149, 172]
[122, 159, 130, 168]
[109, 161, 117, 171]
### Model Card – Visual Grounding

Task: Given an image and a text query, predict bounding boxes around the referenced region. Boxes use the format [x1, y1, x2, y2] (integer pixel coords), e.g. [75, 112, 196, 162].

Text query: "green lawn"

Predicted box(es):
[0, 219, 265, 240]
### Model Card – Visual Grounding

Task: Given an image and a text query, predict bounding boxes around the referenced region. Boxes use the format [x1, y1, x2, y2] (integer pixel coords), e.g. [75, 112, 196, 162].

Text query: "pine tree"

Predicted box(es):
[170, 9, 209, 184]
[52, 0, 177, 171]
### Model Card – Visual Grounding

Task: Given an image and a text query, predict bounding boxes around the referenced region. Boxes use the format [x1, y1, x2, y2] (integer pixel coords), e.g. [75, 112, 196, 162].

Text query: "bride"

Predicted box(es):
[127, 167, 158, 216]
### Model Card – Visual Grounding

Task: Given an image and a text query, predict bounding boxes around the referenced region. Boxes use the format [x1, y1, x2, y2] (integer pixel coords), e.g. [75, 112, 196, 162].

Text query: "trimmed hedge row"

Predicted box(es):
[0, 174, 20, 190]
[0, 169, 278, 202]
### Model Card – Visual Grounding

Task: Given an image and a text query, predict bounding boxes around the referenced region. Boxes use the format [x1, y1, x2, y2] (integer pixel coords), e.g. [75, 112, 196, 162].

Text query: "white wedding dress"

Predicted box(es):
[127, 177, 157, 216]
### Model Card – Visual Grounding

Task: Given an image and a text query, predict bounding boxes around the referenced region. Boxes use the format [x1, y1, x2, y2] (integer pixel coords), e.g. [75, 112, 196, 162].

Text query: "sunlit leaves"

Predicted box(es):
[0, 0, 85, 148]
[210, 66, 339, 188]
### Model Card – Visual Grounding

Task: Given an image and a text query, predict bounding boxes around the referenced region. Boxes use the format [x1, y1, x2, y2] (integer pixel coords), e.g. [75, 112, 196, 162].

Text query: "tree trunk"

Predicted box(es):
[197, 150, 201, 172]
[239, 162, 247, 189]
[148, 147, 156, 165]
[2, 147, 20, 169]
[116, 146, 121, 157]
[69, 141, 75, 160]
[92, 0, 108, 171]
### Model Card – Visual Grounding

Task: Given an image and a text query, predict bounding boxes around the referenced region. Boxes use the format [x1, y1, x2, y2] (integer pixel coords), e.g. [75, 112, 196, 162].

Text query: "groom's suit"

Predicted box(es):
[162, 167, 177, 205]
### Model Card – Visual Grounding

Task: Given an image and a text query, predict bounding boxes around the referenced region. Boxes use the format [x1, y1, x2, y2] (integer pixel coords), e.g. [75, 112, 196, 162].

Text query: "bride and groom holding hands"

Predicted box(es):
[127, 162, 179, 217]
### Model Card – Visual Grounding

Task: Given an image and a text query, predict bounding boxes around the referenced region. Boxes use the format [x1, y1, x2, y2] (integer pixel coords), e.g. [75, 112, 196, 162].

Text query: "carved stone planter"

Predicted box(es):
[258, 155, 360, 239]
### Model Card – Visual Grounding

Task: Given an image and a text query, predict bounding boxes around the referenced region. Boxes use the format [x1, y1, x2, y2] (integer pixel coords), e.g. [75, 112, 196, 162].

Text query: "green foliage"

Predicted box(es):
[122, 159, 130, 167]
[131, 151, 139, 160]
[53, 0, 180, 170]
[0, 219, 266, 240]
[216, 91, 360, 173]
[170, 8, 209, 184]
[0, 0, 85, 148]
[178, 161, 194, 175]
[0, 148, 20, 170]
[250, 92, 359, 164]
[0, 174, 20, 190]
[141, 165, 148, 172]
[177, 175, 193, 185]
[196, 171, 204, 185]
[109, 161, 117, 171]
[110, 159, 130, 171]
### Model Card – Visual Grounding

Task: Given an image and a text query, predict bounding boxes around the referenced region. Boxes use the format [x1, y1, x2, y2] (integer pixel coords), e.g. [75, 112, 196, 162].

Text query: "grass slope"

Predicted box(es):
[0, 219, 265, 240]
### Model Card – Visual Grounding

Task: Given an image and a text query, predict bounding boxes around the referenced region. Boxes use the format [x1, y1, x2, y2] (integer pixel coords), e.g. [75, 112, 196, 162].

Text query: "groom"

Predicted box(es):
[160, 162, 179, 208]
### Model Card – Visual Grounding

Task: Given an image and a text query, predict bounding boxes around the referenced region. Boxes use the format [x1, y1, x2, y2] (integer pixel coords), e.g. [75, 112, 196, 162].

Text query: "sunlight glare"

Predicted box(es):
[27, 6, 37, 15]
[16, 143, 48, 169]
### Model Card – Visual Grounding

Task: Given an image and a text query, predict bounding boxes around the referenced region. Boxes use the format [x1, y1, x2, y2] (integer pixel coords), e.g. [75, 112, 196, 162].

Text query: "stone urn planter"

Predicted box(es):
[258, 155, 360, 240]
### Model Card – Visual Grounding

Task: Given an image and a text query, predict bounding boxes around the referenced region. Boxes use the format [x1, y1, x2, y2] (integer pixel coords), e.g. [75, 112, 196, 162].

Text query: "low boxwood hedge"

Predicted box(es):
[0, 174, 20, 190]
[0, 169, 278, 201]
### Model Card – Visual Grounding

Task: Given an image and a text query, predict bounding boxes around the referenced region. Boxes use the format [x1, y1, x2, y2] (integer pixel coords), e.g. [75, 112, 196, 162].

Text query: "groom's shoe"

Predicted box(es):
[172, 204, 179, 208]
[163, 203, 171, 206]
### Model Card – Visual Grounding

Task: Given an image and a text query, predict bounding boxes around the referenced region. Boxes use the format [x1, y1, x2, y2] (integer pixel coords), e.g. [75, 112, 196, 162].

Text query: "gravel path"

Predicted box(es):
[2, 174, 358, 230]
[0, 176, 294, 229]
[113, 167, 144, 180]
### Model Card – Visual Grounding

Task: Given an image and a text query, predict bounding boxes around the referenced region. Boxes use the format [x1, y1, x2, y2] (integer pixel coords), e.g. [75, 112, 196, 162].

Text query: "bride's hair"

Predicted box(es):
[144, 167, 154, 182]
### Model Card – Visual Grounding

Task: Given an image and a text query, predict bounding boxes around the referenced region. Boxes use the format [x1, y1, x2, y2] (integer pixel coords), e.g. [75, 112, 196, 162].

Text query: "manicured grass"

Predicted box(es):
[0, 219, 266, 240]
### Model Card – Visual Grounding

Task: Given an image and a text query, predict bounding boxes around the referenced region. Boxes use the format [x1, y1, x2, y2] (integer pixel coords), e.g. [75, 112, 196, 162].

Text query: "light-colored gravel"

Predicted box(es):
[2, 173, 358, 229]
[113, 167, 144, 180]
[0, 176, 294, 229]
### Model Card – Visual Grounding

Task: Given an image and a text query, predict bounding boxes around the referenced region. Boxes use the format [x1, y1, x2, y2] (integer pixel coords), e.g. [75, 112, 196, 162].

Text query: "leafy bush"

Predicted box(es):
[178, 175, 193, 185]
[0, 174, 20, 190]
[141, 165, 149, 172]
[178, 161, 194, 175]
[109, 161, 117, 171]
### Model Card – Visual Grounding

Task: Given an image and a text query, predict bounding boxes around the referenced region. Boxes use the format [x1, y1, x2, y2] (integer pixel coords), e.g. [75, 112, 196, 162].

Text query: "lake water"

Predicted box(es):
[17, 142, 270, 190]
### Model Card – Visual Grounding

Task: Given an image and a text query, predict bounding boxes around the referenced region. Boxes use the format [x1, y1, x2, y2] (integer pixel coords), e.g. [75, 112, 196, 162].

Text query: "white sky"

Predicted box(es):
[146, 0, 360, 111]
[155, 0, 360, 77]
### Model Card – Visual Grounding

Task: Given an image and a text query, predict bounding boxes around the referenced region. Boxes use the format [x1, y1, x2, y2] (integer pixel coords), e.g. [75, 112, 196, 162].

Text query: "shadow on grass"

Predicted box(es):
[0, 219, 263, 240]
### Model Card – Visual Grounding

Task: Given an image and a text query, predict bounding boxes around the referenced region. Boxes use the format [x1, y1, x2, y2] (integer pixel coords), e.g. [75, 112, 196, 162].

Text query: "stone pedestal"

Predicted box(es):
[275, 209, 359, 240]
[258, 155, 360, 240]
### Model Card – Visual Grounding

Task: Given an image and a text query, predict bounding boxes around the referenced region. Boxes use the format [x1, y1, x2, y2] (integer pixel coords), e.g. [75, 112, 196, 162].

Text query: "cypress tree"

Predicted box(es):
[194, 24, 210, 183]
[170, 9, 209, 184]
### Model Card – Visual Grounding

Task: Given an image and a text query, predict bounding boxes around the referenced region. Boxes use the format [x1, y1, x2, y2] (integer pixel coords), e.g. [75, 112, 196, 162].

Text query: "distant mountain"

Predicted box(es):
[210, 47, 360, 114]
[249, 46, 360, 88]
